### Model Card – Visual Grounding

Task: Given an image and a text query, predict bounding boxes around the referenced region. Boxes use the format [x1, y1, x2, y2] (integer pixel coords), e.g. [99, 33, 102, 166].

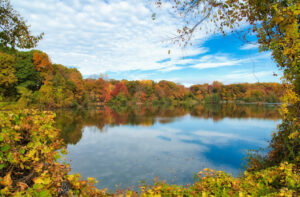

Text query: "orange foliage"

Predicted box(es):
[32, 51, 52, 72]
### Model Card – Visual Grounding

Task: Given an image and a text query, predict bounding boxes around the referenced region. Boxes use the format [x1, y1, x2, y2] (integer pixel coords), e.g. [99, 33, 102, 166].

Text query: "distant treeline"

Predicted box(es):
[86, 78, 283, 106]
[0, 47, 284, 109]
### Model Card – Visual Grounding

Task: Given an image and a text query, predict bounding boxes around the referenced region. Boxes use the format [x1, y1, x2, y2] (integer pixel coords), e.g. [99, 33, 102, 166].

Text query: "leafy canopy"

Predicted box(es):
[0, 0, 43, 49]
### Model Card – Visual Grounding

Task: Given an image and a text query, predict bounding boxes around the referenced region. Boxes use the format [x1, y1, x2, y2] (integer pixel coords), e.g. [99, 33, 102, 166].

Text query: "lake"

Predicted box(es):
[55, 104, 281, 191]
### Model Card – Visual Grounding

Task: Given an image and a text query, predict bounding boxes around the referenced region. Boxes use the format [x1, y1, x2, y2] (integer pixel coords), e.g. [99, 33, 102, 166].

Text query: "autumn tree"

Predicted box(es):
[212, 81, 223, 93]
[110, 82, 128, 97]
[85, 78, 108, 103]
[32, 51, 52, 72]
[68, 69, 85, 102]
[0, 52, 17, 97]
[0, 0, 43, 49]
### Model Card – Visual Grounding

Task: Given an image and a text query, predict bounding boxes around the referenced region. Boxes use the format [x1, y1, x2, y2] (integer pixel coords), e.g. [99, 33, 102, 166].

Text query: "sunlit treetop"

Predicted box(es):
[0, 0, 43, 49]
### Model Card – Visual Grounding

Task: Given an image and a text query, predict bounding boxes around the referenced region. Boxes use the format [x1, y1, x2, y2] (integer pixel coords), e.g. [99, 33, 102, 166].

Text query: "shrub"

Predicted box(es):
[0, 110, 105, 196]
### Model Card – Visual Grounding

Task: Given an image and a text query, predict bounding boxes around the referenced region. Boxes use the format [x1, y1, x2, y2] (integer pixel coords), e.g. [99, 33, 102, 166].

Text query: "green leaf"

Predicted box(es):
[38, 189, 51, 197]
[0, 163, 5, 170]
[1, 144, 10, 152]
[20, 149, 25, 154]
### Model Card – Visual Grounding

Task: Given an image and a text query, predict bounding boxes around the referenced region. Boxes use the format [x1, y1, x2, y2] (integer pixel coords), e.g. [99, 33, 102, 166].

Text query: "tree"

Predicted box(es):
[0, 0, 43, 49]
[110, 82, 128, 97]
[32, 51, 52, 72]
[68, 69, 85, 103]
[0, 52, 17, 96]
[94, 78, 107, 102]
[13, 50, 41, 91]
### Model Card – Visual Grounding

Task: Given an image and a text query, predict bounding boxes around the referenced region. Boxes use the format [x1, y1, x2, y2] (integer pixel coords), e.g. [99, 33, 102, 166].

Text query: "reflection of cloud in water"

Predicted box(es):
[185, 130, 267, 147]
[60, 105, 279, 190]
[157, 136, 172, 142]
[56, 104, 280, 189]
[67, 125, 245, 190]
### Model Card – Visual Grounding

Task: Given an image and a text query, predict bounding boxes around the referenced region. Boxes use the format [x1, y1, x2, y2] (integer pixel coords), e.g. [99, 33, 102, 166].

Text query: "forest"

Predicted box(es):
[0, 47, 283, 109]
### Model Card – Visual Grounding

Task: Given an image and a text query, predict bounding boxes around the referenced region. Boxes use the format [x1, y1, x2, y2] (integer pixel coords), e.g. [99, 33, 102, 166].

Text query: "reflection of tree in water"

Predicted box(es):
[55, 110, 85, 145]
[190, 104, 280, 122]
[56, 104, 280, 145]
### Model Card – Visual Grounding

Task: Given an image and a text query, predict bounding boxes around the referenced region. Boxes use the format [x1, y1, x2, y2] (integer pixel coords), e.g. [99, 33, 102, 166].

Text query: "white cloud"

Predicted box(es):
[190, 54, 243, 69]
[240, 43, 259, 50]
[192, 130, 264, 146]
[11, 0, 215, 75]
[10, 0, 278, 84]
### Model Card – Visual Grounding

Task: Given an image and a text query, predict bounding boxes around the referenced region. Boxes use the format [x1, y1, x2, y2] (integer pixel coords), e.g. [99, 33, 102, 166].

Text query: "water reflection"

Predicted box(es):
[55, 104, 280, 190]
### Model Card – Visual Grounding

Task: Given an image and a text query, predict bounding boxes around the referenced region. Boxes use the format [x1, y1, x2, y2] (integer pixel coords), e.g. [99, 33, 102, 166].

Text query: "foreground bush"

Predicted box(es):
[0, 110, 299, 196]
[0, 110, 105, 196]
[138, 165, 299, 196]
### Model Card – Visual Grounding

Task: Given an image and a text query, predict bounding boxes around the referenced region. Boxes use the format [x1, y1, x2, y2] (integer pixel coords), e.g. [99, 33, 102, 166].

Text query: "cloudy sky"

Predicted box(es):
[12, 0, 281, 86]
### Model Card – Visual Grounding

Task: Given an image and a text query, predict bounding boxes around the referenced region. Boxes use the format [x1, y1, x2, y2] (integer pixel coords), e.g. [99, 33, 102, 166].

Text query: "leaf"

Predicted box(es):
[39, 189, 51, 197]
[33, 177, 44, 184]
[0, 164, 5, 170]
[1, 171, 12, 186]
[0, 135, 4, 141]
[17, 182, 28, 191]
[1, 144, 10, 152]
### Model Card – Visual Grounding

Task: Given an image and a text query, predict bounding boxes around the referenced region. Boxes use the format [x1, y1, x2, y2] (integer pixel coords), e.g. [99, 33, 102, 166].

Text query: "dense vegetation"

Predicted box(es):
[0, 0, 299, 196]
[0, 47, 87, 109]
[86, 78, 283, 105]
[0, 110, 105, 196]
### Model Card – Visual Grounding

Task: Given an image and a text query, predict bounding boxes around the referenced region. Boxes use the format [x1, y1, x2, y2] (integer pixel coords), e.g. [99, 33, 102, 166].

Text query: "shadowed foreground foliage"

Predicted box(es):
[0, 110, 299, 196]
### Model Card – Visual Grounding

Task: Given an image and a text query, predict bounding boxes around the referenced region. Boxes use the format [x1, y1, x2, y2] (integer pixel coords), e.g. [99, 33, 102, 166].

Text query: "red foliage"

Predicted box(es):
[110, 82, 128, 97]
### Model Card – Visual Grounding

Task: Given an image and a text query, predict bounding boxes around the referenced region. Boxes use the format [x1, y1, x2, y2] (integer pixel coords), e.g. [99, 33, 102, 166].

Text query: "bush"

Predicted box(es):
[0, 110, 105, 196]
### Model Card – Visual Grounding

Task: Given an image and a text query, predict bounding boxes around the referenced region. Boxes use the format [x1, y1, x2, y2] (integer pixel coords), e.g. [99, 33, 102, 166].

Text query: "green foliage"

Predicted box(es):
[0, 0, 43, 49]
[108, 93, 128, 106]
[0, 47, 88, 109]
[13, 50, 41, 91]
[137, 164, 299, 196]
[0, 110, 66, 195]
[16, 86, 32, 108]
[0, 52, 17, 97]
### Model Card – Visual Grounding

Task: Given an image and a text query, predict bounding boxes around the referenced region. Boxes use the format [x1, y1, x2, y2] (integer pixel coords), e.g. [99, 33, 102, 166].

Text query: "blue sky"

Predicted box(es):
[12, 0, 281, 86]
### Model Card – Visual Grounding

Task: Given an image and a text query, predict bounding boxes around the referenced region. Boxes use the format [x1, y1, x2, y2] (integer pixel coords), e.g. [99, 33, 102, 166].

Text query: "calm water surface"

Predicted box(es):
[56, 104, 281, 191]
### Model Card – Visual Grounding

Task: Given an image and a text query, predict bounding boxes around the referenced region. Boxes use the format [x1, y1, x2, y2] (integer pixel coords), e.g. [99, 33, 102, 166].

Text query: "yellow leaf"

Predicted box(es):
[33, 177, 44, 184]
[1, 171, 12, 186]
